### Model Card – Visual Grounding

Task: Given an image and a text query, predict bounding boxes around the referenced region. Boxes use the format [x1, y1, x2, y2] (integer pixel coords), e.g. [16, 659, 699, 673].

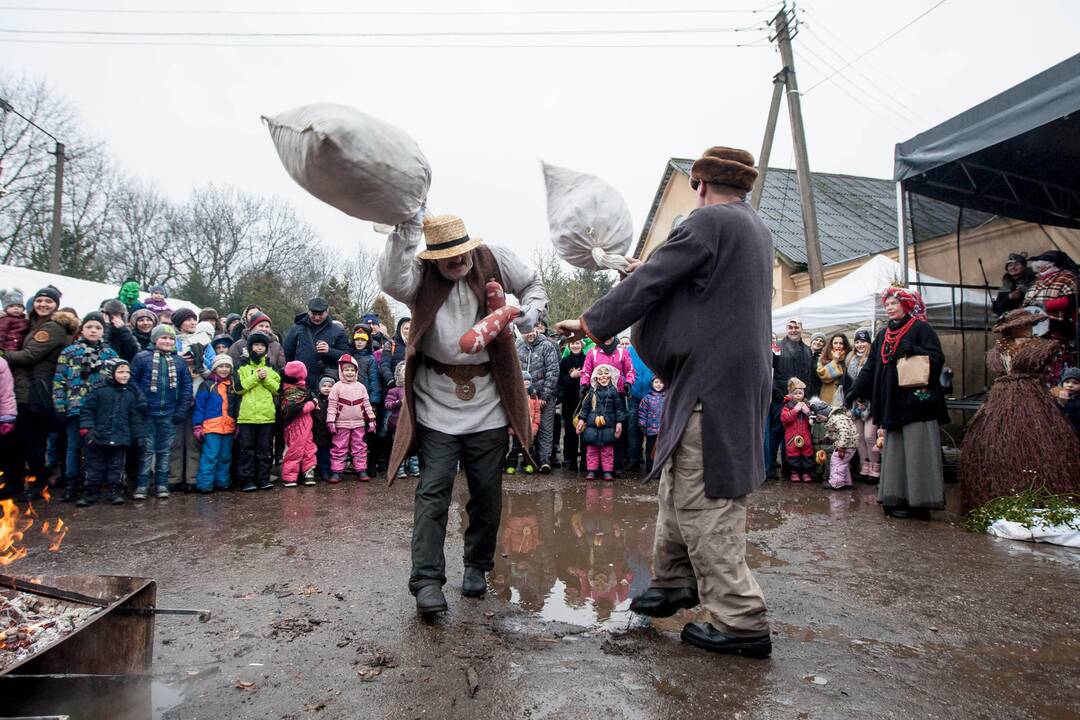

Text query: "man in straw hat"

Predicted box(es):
[379, 209, 547, 616]
[557, 146, 774, 658]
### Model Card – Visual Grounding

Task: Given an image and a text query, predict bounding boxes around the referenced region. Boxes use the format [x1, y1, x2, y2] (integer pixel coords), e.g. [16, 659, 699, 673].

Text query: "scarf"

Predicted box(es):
[1024, 268, 1078, 321]
[597, 338, 619, 355]
[77, 339, 106, 379]
[846, 349, 868, 382]
[882, 287, 926, 321]
[150, 350, 178, 393]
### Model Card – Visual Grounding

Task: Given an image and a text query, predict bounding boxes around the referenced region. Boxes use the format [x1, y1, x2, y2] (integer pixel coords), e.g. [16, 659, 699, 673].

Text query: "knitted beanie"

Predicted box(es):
[211, 353, 234, 372]
[1, 287, 24, 308]
[318, 375, 337, 391]
[171, 307, 197, 329]
[1061, 367, 1080, 385]
[150, 324, 177, 345]
[33, 285, 62, 304]
[81, 311, 106, 328]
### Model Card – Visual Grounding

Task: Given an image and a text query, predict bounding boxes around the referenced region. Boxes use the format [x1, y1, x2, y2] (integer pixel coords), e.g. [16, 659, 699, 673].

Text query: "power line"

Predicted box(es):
[803, 0, 949, 93]
[0, 24, 768, 38]
[0, 36, 775, 49]
[799, 29, 932, 123]
[799, 6, 943, 116]
[794, 48, 909, 133]
[796, 39, 923, 127]
[0, 4, 782, 16]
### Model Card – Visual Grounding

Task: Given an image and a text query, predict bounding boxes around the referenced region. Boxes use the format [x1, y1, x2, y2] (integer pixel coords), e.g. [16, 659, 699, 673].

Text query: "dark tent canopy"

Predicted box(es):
[894, 52, 1080, 229]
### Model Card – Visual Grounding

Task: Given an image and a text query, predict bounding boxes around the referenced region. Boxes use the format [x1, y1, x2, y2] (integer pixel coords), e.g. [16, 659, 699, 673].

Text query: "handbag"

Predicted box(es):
[896, 355, 930, 388]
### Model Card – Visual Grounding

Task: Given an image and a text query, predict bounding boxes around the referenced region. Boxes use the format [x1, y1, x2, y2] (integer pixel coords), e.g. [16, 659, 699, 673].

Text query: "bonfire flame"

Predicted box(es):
[0, 473, 69, 565]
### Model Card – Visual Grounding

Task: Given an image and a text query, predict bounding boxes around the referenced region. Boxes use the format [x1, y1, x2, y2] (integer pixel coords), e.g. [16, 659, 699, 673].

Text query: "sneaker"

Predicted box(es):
[523, 465, 535, 475]
[505, 467, 516, 475]
[75, 496, 94, 507]
[539, 464, 552, 474]
[110, 495, 125, 505]
[328, 473, 342, 484]
[282, 480, 298, 488]
[240, 482, 258, 493]
[132, 487, 148, 500]
[302, 471, 317, 486]
[156, 487, 170, 499]
[396, 467, 408, 480]
[258, 480, 275, 490]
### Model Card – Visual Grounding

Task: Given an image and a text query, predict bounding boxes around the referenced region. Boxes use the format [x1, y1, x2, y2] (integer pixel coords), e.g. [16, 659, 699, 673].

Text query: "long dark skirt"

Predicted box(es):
[878, 420, 945, 509]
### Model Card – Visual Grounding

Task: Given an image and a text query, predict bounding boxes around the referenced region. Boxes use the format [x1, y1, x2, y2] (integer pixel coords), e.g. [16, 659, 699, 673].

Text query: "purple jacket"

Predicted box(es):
[637, 389, 665, 436]
[0, 356, 16, 423]
[384, 386, 404, 432]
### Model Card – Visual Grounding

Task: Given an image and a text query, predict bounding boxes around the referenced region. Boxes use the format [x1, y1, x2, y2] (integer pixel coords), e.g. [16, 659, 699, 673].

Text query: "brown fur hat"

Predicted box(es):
[690, 146, 758, 193]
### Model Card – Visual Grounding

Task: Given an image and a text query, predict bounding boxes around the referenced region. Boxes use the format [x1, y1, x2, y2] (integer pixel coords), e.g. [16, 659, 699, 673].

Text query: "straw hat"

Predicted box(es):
[418, 214, 483, 260]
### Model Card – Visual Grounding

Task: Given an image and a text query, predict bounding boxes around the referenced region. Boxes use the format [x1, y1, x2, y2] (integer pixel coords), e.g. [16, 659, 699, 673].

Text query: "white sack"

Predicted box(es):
[986, 510, 1080, 548]
[542, 162, 633, 272]
[263, 103, 431, 226]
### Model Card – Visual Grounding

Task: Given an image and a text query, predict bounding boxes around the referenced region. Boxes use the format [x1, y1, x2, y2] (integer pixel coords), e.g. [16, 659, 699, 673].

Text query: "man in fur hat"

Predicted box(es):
[379, 210, 547, 616]
[558, 146, 774, 658]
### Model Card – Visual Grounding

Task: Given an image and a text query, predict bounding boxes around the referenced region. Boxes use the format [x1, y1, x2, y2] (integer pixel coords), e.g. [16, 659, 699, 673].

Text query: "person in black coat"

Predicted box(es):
[991, 252, 1036, 316]
[100, 299, 141, 361]
[558, 339, 587, 471]
[576, 364, 624, 481]
[283, 298, 352, 391]
[78, 359, 145, 505]
[847, 289, 949, 518]
[378, 317, 411, 390]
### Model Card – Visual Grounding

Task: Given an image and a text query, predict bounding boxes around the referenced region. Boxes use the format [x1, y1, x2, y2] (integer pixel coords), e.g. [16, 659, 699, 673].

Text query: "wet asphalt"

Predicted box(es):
[6, 469, 1079, 719]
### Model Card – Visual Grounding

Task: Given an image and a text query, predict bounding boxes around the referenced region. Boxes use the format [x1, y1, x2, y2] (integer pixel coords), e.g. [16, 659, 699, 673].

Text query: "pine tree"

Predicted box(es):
[370, 294, 395, 332]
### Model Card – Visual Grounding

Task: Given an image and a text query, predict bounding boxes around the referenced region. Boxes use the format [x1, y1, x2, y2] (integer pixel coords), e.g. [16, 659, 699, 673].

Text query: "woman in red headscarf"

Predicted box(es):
[847, 287, 949, 519]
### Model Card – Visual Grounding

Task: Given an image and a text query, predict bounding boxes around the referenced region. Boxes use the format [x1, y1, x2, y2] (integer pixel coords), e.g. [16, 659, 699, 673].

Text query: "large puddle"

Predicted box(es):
[484, 482, 802, 631]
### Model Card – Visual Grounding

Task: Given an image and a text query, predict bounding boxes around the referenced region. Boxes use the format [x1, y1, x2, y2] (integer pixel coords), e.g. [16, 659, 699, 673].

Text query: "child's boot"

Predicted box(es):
[396, 465, 407, 480]
[356, 469, 371, 482]
[859, 460, 870, 478]
[585, 470, 597, 481]
[328, 473, 342, 484]
[302, 469, 317, 486]
[790, 473, 801, 483]
[602, 471, 614, 482]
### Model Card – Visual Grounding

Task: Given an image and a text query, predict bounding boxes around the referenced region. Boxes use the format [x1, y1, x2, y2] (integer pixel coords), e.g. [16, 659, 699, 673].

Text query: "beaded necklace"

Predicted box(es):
[880, 316, 915, 364]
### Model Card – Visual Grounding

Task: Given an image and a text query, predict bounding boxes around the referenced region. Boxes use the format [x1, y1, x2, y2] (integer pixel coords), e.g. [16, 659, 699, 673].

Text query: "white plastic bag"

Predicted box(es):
[987, 511, 1080, 547]
[542, 162, 633, 272]
[263, 103, 431, 226]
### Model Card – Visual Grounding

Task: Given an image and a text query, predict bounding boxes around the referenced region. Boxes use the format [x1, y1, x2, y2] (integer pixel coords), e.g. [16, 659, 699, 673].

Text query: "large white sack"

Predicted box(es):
[543, 162, 633, 272]
[987, 511, 1080, 548]
[263, 103, 431, 226]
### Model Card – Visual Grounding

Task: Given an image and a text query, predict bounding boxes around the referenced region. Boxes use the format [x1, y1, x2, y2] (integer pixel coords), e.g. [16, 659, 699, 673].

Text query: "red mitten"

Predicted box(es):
[0, 422, 13, 436]
[193, 425, 205, 442]
[459, 305, 522, 354]
[79, 428, 90, 438]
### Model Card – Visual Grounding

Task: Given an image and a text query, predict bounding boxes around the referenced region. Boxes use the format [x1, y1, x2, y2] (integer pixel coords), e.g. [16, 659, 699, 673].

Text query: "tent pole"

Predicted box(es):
[896, 182, 908, 285]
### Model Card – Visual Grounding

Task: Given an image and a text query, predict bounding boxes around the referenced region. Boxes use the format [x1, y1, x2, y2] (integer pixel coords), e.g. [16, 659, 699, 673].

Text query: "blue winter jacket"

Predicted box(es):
[131, 348, 193, 421]
[354, 347, 383, 404]
[627, 345, 655, 400]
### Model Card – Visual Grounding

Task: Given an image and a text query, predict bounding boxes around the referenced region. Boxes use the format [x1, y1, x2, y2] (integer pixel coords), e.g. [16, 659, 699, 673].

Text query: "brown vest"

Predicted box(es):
[388, 245, 533, 481]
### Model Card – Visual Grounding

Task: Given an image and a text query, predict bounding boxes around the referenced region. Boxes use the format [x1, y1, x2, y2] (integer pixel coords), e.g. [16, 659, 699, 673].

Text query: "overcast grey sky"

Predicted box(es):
[1, 1, 1077, 265]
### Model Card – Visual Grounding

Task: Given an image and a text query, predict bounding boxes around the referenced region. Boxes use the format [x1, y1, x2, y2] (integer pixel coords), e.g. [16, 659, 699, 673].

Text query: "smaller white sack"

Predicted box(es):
[986, 510, 1080, 547]
[263, 103, 431, 226]
[542, 162, 633, 272]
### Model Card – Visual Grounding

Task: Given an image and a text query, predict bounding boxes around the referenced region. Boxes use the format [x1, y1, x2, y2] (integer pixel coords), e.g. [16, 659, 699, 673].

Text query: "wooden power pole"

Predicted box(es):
[769, 3, 825, 292]
[48, 142, 65, 274]
[751, 70, 786, 210]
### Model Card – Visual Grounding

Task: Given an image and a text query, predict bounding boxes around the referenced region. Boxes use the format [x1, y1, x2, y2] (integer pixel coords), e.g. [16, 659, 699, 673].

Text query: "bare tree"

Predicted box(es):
[105, 178, 178, 286]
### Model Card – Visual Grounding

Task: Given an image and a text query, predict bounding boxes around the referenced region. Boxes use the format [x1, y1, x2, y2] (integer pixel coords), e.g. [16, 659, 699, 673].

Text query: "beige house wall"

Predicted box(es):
[640, 175, 698, 262]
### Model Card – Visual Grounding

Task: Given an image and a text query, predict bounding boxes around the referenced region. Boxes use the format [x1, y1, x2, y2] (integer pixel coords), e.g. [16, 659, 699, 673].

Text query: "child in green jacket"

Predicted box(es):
[234, 331, 280, 492]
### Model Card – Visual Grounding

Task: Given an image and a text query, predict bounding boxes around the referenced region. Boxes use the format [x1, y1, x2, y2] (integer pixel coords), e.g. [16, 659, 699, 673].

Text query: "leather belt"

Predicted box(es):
[424, 357, 491, 401]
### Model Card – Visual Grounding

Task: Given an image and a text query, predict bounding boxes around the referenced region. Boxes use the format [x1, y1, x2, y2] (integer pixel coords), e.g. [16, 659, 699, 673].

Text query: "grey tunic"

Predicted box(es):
[582, 201, 773, 499]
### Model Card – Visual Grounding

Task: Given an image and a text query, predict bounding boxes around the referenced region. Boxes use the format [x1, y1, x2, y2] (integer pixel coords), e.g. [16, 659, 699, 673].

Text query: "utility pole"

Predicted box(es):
[751, 70, 786, 210]
[0, 97, 65, 273]
[48, 142, 65, 274]
[770, 3, 825, 291]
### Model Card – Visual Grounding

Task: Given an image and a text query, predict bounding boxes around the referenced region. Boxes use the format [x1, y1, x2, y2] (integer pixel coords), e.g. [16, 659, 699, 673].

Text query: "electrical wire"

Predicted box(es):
[796, 40, 923, 127]
[0, 36, 775, 49]
[794, 48, 910, 133]
[802, 0, 949, 93]
[0, 24, 769, 38]
[0, 3, 782, 16]
[799, 28, 933, 124]
[799, 6, 943, 116]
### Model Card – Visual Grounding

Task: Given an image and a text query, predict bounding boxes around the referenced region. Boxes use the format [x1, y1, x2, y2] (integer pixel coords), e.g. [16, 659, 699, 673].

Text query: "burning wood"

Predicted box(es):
[0, 590, 100, 671]
[0, 482, 70, 566]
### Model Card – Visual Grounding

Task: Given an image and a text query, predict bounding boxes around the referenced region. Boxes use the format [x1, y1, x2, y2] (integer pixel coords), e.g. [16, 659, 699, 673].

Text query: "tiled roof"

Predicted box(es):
[637, 159, 944, 267]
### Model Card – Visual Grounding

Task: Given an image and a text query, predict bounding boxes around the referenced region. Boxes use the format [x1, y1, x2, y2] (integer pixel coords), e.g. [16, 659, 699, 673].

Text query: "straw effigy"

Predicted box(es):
[960, 313, 1080, 513]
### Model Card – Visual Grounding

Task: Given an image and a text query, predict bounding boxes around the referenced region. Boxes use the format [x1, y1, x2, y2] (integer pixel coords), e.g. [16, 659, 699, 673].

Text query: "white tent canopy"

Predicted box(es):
[772, 255, 991, 334]
[0, 264, 200, 318]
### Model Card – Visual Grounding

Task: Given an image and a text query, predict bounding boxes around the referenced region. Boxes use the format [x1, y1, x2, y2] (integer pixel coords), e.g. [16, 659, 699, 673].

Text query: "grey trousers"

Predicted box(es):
[410, 424, 509, 594]
[531, 399, 557, 466]
[651, 404, 770, 637]
[169, 412, 200, 487]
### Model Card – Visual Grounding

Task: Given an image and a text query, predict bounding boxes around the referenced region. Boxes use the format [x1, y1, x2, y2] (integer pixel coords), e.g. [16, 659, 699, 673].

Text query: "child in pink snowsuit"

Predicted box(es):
[823, 405, 858, 489]
[327, 354, 376, 482]
[279, 360, 317, 487]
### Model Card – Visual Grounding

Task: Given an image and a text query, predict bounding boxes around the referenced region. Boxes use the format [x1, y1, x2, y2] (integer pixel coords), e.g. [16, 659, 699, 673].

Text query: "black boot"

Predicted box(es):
[415, 585, 448, 615]
[680, 622, 772, 659]
[629, 586, 700, 617]
[462, 567, 487, 598]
